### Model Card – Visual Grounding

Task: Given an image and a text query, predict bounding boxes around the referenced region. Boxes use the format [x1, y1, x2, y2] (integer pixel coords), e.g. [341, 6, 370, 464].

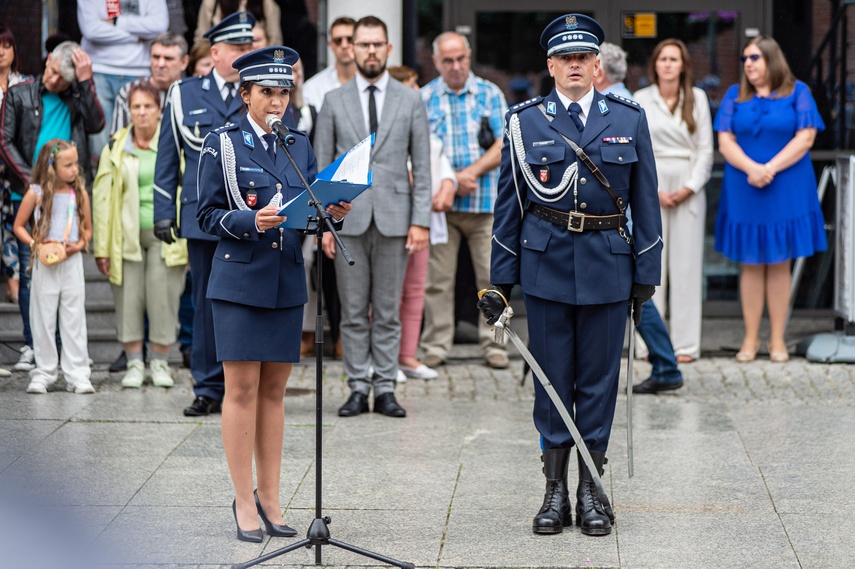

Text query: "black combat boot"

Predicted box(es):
[532, 448, 572, 534]
[575, 450, 614, 536]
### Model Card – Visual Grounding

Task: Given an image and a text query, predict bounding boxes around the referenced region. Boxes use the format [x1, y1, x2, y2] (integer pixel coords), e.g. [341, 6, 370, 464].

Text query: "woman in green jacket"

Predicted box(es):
[93, 80, 188, 389]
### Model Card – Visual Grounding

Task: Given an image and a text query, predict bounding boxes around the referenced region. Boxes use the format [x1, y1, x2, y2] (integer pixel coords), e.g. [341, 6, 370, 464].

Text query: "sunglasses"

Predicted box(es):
[739, 54, 763, 63]
[331, 36, 352, 46]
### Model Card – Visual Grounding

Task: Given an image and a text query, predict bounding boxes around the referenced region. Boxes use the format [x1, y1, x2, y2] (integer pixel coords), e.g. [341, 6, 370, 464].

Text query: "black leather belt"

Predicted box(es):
[528, 203, 626, 233]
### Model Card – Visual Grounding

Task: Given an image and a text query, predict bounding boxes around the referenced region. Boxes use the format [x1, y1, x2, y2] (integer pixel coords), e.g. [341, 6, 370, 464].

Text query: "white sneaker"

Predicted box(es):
[150, 358, 174, 388]
[14, 346, 35, 371]
[121, 359, 145, 388]
[0, 367, 11, 377]
[400, 364, 438, 380]
[26, 380, 47, 394]
[396, 369, 407, 383]
[68, 381, 95, 394]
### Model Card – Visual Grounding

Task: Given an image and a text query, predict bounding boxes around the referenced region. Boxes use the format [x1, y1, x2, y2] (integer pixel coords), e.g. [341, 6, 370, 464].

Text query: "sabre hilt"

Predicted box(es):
[492, 306, 514, 345]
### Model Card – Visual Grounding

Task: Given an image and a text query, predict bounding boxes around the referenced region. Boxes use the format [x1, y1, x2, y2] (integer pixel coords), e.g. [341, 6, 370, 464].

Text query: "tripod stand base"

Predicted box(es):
[231, 516, 414, 569]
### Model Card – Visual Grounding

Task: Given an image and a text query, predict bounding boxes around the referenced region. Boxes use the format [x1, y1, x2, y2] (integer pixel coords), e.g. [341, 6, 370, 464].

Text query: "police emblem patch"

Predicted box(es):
[546, 101, 557, 116]
[273, 49, 285, 64]
[539, 166, 550, 183]
[246, 190, 257, 206]
[598, 100, 609, 115]
[202, 77, 211, 90]
[565, 15, 578, 30]
[242, 131, 254, 147]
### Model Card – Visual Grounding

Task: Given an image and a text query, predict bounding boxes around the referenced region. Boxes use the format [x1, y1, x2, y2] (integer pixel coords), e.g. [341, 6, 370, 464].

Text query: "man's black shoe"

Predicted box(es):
[109, 351, 128, 373]
[181, 347, 192, 369]
[373, 393, 406, 418]
[183, 395, 222, 416]
[633, 378, 683, 394]
[338, 392, 369, 417]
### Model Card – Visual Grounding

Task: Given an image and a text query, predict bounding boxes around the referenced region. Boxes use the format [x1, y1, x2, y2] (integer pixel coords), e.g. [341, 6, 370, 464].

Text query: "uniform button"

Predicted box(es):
[243, 233, 249, 238]
[523, 239, 528, 245]
[272, 242, 278, 249]
[541, 157, 548, 163]
[276, 183, 282, 190]
[580, 202, 587, 209]
[618, 156, 623, 162]
[249, 181, 255, 187]
[224, 254, 231, 259]
[580, 177, 587, 185]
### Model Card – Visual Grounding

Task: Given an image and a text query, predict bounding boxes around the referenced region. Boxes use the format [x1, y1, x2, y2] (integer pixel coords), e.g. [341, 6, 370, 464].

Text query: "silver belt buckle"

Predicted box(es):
[568, 212, 585, 232]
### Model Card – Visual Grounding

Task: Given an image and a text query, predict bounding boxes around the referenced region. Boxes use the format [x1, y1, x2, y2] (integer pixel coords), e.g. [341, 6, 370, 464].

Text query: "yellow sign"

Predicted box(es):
[622, 12, 658, 38]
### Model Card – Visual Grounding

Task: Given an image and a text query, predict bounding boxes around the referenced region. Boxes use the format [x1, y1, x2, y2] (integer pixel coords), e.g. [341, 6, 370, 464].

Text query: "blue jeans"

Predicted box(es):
[13, 200, 32, 347]
[636, 300, 682, 384]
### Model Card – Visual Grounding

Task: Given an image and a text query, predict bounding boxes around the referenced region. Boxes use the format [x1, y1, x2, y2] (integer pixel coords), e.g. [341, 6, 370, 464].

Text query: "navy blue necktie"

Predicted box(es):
[263, 133, 277, 162]
[367, 85, 378, 135]
[568, 102, 584, 132]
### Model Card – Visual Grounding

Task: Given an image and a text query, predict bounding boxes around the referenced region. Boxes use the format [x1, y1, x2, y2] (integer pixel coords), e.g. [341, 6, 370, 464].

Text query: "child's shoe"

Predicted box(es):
[121, 359, 145, 388]
[68, 381, 95, 394]
[150, 359, 174, 388]
[26, 380, 48, 394]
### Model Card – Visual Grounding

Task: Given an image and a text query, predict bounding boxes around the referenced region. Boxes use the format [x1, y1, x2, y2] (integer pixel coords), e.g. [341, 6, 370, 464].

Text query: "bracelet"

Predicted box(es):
[763, 162, 774, 171]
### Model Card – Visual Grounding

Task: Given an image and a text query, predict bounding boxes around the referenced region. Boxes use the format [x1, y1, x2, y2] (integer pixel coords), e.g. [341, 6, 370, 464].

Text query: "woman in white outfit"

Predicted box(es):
[634, 39, 714, 362]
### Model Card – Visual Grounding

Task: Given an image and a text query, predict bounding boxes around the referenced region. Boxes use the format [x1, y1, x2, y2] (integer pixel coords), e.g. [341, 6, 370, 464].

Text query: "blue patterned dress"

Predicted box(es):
[714, 80, 827, 264]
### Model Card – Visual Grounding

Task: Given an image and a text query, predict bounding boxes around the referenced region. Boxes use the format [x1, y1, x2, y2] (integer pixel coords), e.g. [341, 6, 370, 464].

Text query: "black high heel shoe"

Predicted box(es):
[232, 500, 263, 543]
[254, 490, 297, 537]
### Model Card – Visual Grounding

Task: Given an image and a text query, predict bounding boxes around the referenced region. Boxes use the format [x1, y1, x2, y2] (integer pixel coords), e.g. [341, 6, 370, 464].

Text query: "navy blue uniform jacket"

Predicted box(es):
[491, 89, 662, 304]
[196, 116, 318, 309]
[154, 72, 247, 241]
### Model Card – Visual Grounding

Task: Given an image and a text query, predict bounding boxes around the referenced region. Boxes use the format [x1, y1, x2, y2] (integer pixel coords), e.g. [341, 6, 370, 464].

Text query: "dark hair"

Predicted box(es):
[330, 16, 356, 33]
[152, 31, 189, 58]
[648, 38, 697, 134]
[353, 16, 387, 42]
[388, 65, 417, 84]
[738, 35, 795, 101]
[128, 79, 162, 110]
[0, 23, 20, 74]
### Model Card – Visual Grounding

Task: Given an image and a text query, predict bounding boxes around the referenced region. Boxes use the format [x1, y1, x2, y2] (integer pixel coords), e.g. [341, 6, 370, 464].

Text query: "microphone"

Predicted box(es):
[265, 113, 296, 146]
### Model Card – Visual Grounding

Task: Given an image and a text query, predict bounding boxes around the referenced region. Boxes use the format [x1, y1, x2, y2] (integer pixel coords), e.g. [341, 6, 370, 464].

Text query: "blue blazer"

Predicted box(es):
[154, 72, 247, 241]
[491, 89, 662, 305]
[196, 115, 318, 309]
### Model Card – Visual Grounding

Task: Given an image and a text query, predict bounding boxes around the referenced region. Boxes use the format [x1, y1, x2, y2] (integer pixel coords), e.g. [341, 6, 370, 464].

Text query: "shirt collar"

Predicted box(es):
[355, 70, 390, 93]
[247, 115, 269, 145]
[555, 86, 596, 119]
[211, 69, 229, 94]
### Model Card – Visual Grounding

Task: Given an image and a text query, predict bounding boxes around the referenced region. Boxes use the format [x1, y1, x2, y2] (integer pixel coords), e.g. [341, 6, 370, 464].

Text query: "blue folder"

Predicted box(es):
[277, 134, 374, 229]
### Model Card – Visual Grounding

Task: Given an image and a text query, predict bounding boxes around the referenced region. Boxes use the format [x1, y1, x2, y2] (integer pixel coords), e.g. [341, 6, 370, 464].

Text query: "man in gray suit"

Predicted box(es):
[315, 15, 431, 418]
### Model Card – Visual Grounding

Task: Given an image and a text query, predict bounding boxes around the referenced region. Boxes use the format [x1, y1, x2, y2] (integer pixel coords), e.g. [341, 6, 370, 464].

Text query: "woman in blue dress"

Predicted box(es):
[714, 35, 826, 363]
[196, 46, 351, 542]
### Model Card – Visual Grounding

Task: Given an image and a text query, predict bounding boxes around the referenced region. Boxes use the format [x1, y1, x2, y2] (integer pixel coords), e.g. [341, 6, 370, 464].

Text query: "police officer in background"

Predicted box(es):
[478, 15, 662, 537]
[153, 12, 255, 417]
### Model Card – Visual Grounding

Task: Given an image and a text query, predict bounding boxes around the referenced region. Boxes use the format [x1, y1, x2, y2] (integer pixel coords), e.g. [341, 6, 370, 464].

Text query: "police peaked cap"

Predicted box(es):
[204, 11, 256, 45]
[540, 14, 605, 56]
[233, 46, 299, 88]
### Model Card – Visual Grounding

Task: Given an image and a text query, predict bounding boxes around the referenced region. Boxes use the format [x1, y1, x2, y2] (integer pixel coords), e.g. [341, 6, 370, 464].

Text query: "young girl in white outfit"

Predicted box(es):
[14, 139, 93, 394]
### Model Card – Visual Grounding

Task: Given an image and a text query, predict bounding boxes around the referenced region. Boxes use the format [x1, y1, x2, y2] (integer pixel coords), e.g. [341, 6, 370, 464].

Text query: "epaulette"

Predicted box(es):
[606, 92, 642, 111]
[212, 122, 239, 135]
[507, 96, 543, 115]
[174, 75, 201, 87]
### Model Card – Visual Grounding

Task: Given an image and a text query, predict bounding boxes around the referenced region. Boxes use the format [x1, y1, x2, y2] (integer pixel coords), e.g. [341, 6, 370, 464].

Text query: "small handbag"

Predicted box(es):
[36, 189, 76, 267]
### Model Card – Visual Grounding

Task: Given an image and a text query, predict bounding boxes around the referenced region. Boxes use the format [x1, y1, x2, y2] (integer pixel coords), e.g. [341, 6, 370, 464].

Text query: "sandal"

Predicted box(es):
[767, 342, 789, 363]
[735, 342, 761, 363]
[676, 355, 696, 364]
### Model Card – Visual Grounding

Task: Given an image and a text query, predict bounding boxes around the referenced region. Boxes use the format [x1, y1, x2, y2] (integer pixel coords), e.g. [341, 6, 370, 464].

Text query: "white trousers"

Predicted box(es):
[652, 156, 706, 359]
[29, 253, 91, 388]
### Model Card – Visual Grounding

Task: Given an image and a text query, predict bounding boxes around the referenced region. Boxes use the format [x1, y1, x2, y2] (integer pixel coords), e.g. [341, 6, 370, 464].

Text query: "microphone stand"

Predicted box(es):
[232, 130, 413, 569]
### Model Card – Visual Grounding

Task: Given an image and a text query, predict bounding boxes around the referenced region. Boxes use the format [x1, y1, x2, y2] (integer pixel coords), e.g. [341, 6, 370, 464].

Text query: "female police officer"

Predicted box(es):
[196, 46, 351, 542]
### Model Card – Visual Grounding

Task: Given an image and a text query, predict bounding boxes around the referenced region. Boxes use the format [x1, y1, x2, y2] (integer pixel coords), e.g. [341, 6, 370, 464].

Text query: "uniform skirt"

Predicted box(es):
[211, 299, 303, 362]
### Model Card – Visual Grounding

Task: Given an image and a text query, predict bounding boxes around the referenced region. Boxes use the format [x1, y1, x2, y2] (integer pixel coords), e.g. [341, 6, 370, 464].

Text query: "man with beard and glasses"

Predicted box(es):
[313, 15, 431, 419]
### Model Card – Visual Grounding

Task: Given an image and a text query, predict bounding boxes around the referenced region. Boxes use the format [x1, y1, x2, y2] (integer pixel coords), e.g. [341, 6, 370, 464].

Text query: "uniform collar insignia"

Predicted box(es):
[202, 77, 211, 91]
[242, 131, 254, 147]
[546, 101, 557, 115]
[598, 99, 609, 115]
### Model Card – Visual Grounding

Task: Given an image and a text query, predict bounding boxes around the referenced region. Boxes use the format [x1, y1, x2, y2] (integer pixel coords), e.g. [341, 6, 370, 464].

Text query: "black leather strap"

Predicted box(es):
[528, 203, 626, 232]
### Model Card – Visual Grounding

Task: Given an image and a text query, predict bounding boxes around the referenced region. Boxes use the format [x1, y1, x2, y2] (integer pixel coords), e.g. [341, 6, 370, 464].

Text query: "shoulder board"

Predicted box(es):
[507, 96, 543, 115]
[212, 123, 239, 135]
[606, 92, 642, 111]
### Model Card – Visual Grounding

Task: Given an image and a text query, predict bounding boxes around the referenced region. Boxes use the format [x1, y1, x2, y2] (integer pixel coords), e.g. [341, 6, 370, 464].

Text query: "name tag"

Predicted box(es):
[239, 166, 264, 173]
[532, 140, 555, 147]
[188, 108, 208, 116]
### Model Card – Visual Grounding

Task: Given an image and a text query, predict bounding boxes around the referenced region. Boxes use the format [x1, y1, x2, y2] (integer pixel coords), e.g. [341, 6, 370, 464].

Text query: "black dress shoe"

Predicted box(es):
[338, 392, 369, 417]
[181, 347, 192, 368]
[254, 490, 297, 537]
[183, 395, 222, 416]
[232, 500, 263, 543]
[373, 392, 406, 418]
[109, 350, 128, 373]
[633, 377, 683, 394]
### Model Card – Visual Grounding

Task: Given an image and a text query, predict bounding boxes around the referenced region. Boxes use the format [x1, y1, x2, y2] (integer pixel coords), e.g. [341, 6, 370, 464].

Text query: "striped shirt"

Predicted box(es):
[421, 73, 507, 214]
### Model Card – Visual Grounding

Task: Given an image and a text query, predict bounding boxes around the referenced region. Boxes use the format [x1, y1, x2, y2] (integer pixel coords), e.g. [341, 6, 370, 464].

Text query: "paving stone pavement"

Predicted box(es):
[0, 317, 854, 569]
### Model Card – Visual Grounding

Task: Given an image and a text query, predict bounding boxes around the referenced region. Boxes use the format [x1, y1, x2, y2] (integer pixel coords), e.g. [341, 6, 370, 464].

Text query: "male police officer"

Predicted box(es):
[153, 12, 255, 416]
[478, 15, 662, 536]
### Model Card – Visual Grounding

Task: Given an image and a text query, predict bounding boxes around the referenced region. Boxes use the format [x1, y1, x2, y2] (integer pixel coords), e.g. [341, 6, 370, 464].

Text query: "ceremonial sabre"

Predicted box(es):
[626, 303, 635, 478]
[492, 306, 612, 511]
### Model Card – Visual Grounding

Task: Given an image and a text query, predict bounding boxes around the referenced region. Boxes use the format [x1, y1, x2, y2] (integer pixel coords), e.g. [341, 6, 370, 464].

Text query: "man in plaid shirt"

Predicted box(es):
[420, 31, 509, 369]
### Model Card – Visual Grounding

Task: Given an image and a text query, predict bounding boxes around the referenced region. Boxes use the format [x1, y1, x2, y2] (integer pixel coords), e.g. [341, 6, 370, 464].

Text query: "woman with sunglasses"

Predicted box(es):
[714, 35, 826, 363]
